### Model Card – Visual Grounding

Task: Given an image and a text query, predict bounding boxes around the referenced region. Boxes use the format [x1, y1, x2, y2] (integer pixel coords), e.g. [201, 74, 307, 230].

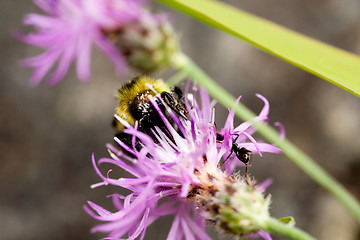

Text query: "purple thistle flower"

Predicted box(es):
[17, 0, 148, 85]
[218, 94, 282, 175]
[85, 86, 282, 239]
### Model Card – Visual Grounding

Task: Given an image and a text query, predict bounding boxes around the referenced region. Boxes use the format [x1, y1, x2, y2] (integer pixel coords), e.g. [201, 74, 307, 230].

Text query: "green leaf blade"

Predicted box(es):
[159, 0, 360, 97]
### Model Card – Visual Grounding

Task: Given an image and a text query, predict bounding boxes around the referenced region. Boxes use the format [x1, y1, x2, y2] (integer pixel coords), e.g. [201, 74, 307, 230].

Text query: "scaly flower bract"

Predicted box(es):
[85, 86, 281, 239]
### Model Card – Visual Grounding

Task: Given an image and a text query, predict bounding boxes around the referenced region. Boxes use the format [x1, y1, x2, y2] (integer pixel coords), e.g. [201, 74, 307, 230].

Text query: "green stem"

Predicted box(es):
[171, 52, 360, 224]
[264, 218, 316, 240]
[166, 70, 188, 86]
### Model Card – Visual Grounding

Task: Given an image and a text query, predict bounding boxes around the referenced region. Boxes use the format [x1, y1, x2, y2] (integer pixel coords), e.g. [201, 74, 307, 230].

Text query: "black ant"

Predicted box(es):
[217, 133, 252, 184]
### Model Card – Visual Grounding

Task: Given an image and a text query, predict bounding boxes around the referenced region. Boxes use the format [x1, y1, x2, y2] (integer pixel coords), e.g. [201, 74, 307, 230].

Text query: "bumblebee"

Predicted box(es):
[114, 76, 253, 183]
[113, 76, 187, 149]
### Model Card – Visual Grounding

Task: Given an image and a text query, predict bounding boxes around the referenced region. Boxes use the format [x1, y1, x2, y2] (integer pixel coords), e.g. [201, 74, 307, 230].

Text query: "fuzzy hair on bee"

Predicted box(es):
[113, 76, 187, 150]
[114, 76, 171, 131]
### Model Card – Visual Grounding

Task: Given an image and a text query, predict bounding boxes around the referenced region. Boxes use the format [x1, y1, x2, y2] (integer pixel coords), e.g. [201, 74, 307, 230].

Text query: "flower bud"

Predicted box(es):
[103, 9, 179, 73]
[192, 170, 271, 236]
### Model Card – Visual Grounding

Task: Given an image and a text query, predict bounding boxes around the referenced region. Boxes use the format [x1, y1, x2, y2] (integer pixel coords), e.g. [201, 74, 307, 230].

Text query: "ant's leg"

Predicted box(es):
[245, 163, 251, 185]
[218, 144, 235, 168]
[235, 147, 252, 185]
[233, 133, 240, 142]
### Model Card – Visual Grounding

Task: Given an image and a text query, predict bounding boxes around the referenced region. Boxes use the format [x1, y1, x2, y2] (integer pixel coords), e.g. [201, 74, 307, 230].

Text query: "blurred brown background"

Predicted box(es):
[1, 0, 360, 239]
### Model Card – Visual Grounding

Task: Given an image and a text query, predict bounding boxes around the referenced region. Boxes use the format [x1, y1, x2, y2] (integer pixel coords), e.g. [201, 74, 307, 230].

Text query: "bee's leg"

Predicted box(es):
[161, 92, 188, 119]
[161, 92, 176, 107]
[172, 86, 184, 100]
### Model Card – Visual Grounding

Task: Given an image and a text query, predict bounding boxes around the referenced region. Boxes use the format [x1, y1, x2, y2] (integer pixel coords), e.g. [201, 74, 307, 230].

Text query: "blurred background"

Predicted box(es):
[1, 0, 360, 239]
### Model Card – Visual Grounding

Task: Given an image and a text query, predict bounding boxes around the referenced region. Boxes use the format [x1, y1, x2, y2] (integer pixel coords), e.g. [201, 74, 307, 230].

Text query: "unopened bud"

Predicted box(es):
[191, 169, 271, 236]
[103, 9, 178, 73]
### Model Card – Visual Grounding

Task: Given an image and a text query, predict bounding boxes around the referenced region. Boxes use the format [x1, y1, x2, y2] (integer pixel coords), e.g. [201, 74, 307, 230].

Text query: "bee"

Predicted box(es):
[113, 76, 252, 183]
[113, 76, 187, 150]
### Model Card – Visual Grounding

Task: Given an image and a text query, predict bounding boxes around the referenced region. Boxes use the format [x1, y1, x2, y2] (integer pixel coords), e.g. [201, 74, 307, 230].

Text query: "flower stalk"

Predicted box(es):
[264, 218, 315, 240]
[170, 51, 360, 224]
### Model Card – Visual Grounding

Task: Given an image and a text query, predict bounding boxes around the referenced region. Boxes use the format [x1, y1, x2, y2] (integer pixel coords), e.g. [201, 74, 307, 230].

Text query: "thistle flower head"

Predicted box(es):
[85, 85, 281, 239]
[18, 0, 178, 85]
